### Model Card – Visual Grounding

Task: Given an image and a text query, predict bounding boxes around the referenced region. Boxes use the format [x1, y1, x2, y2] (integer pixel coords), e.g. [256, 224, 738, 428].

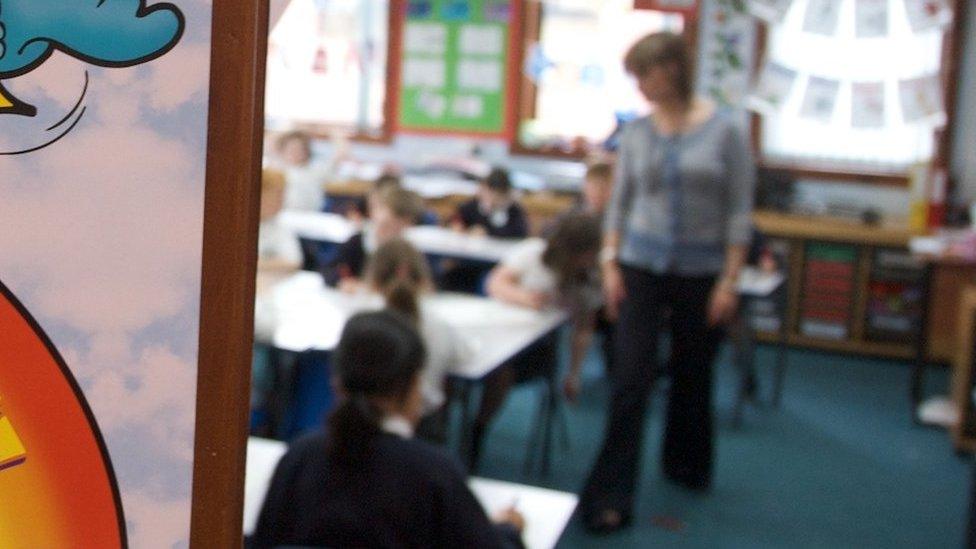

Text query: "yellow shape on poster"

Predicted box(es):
[0, 414, 27, 469]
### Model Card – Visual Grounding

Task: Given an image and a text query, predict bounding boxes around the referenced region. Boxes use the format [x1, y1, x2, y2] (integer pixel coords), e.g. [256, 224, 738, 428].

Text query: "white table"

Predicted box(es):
[261, 271, 567, 381]
[277, 210, 521, 264]
[277, 210, 358, 244]
[243, 437, 578, 549]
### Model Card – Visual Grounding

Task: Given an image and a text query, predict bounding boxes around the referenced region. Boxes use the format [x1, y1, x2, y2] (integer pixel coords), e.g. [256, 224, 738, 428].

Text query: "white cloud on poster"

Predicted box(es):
[0, 1, 216, 546]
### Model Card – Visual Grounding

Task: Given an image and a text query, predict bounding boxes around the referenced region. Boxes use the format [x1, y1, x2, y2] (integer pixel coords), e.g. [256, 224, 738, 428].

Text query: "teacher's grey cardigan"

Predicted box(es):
[605, 110, 756, 277]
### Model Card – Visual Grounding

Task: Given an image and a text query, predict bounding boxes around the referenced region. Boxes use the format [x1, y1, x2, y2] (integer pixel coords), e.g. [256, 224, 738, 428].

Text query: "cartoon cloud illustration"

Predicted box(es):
[0, 0, 185, 116]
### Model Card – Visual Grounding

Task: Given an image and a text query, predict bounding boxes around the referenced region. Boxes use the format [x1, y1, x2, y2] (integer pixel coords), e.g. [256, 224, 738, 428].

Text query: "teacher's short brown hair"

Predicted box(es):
[624, 31, 693, 103]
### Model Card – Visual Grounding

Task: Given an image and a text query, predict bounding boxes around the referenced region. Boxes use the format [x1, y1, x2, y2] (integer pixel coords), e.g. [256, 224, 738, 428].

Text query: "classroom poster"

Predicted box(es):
[0, 1, 212, 547]
[398, 0, 513, 134]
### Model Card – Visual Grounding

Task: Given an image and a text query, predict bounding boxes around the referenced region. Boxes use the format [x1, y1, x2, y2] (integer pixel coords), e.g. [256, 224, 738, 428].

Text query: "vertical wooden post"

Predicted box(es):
[190, 0, 269, 546]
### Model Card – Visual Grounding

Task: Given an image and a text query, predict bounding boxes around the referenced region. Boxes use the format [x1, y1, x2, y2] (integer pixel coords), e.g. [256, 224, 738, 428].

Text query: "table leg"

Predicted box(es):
[265, 348, 298, 440]
[911, 263, 934, 424]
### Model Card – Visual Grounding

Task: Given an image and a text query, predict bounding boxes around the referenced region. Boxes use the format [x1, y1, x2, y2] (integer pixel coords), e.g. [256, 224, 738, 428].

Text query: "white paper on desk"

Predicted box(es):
[460, 24, 504, 56]
[855, 0, 888, 38]
[851, 81, 885, 128]
[899, 73, 945, 125]
[747, 0, 793, 24]
[803, 0, 842, 36]
[452, 95, 484, 118]
[403, 57, 447, 88]
[457, 59, 503, 92]
[799, 76, 839, 123]
[903, 0, 952, 33]
[404, 22, 447, 55]
[747, 61, 797, 115]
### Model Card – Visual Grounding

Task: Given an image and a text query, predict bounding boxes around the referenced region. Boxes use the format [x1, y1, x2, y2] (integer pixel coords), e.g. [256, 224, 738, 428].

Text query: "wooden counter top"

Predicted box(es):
[752, 210, 913, 247]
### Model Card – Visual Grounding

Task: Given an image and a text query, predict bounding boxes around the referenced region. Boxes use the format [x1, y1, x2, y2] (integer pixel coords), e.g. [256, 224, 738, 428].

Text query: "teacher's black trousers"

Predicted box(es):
[580, 265, 724, 518]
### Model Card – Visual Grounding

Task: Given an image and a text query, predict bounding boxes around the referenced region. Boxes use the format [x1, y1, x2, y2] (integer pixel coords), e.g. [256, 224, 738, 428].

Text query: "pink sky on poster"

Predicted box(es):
[0, 1, 213, 547]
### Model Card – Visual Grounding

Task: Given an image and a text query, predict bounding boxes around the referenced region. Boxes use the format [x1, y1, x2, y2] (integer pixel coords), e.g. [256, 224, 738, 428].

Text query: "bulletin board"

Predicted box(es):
[397, 0, 519, 136]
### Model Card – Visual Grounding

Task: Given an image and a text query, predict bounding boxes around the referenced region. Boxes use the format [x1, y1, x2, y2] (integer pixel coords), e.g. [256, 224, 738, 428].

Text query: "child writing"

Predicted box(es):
[251, 311, 525, 548]
[468, 214, 602, 467]
[322, 186, 425, 291]
[367, 238, 473, 442]
[452, 167, 528, 238]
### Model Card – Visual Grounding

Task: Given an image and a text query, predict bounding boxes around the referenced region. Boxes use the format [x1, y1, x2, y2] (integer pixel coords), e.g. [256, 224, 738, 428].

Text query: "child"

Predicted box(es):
[251, 311, 525, 548]
[581, 161, 614, 216]
[469, 214, 602, 468]
[257, 169, 302, 274]
[252, 169, 302, 418]
[344, 172, 401, 224]
[274, 131, 331, 212]
[322, 186, 424, 291]
[452, 167, 528, 238]
[545, 161, 616, 374]
[367, 238, 472, 442]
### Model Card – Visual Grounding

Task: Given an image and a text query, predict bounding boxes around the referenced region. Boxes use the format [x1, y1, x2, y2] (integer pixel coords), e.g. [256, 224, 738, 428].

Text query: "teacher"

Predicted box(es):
[580, 31, 755, 533]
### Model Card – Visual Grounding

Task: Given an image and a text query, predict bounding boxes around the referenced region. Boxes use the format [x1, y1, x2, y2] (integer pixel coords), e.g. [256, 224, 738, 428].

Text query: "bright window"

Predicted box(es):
[758, 0, 948, 175]
[265, 0, 390, 138]
[516, 0, 685, 155]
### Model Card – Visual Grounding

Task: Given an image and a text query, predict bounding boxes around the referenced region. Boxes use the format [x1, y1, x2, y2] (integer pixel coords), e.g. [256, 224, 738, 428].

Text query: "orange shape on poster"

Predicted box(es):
[0, 283, 125, 548]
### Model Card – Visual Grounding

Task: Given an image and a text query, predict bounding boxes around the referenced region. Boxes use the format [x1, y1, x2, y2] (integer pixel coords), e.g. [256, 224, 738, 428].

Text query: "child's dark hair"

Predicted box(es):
[542, 213, 602, 292]
[367, 239, 432, 323]
[585, 161, 613, 182]
[483, 167, 512, 194]
[328, 311, 426, 465]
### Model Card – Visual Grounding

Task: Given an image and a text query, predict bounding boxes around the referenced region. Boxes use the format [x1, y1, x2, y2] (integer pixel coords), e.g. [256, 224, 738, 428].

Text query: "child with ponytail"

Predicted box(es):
[366, 238, 472, 442]
[252, 311, 524, 548]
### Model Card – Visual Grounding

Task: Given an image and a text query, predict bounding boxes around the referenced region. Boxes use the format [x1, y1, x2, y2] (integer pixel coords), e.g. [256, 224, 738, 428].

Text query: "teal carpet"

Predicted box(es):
[473, 345, 971, 548]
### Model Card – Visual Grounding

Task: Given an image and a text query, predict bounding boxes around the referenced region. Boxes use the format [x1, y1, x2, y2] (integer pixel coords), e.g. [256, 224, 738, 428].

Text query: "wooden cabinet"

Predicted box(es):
[752, 211, 974, 362]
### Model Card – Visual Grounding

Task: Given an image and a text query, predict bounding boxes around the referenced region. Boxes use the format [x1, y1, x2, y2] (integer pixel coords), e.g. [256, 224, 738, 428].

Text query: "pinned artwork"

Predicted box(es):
[903, 0, 953, 33]
[799, 76, 840, 122]
[851, 81, 886, 128]
[855, 0, 889, 38]
[802, 0, 842, 36]
[747, 61, 798, 114]
[899, 74, 946, 125]
[747, 0, 794, 24]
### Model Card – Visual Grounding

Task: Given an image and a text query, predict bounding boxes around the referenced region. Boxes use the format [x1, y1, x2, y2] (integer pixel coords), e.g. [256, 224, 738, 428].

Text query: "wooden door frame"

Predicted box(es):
[190, 0, 269, 546]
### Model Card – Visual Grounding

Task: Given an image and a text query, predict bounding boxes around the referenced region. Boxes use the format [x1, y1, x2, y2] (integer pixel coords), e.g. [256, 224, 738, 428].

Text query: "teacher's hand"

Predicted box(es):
[603, 262, 625, 321]
[707, 282, 738, 326]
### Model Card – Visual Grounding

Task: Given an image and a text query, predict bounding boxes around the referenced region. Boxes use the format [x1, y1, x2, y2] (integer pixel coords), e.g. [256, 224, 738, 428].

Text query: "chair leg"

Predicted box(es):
[522, 382, 548, 477]
[730, 314, 751, 428]
[771, 344, 788, 408]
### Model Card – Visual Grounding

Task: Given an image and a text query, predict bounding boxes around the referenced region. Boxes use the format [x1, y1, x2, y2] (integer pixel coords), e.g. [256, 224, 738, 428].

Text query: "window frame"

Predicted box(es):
[749, 0, 967, 188]
[266, 0, 399, 144]
[508, 0, 700, 160]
